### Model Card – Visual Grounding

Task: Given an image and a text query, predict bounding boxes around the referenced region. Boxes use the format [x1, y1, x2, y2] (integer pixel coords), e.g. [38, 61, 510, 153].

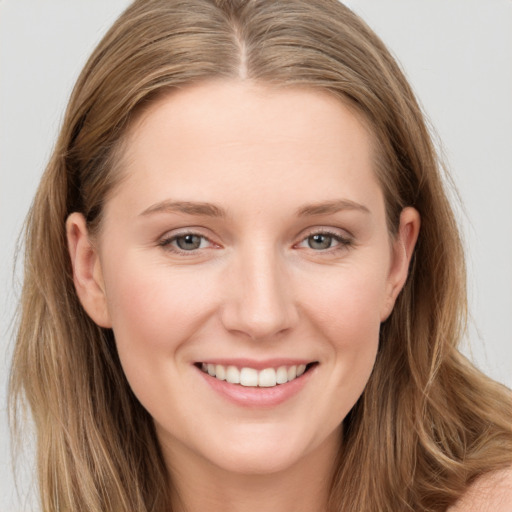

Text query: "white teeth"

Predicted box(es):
[258, 368, 277, 387]
[226, 365, 240, 384]
[240, 367, 259, 387]
[200, 363, 313, 387]
[215, 364, 226, 381]
[276, 366, 288, 384]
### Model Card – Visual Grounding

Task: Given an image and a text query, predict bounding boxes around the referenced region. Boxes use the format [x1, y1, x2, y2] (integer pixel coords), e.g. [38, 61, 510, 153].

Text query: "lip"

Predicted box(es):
[195, 359, 317, 408]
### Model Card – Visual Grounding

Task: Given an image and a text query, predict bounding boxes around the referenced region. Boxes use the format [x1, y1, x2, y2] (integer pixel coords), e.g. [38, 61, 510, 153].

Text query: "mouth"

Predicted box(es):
[196, 362, 318, 388]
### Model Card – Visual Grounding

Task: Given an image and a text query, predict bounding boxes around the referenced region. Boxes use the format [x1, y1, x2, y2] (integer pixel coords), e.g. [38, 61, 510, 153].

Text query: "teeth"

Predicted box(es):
[240, 368, 258, 387]
[226, 365, 240, 384]
[200, 363, 312, 387]
[215, 364, 226, 381]
[258, 368, 276, 387]
[276, 366, 288, 384]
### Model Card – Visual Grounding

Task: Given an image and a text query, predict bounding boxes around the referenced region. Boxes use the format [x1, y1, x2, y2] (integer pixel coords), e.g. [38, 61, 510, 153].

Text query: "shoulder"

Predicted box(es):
[448, 468, 512, 512]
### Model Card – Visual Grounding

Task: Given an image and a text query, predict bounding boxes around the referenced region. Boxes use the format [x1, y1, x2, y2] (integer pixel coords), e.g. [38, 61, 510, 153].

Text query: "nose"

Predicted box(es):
[220, 246, 299, 341]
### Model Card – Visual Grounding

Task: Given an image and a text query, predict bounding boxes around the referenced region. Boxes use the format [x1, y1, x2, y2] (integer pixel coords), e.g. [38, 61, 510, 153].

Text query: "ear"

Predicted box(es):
[66, 212, 112, 328]
[380, 207, 420, 321]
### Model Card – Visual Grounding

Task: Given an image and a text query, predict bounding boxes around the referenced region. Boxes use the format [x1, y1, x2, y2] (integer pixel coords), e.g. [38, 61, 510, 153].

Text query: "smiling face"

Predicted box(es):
[67, 81, 419, 480]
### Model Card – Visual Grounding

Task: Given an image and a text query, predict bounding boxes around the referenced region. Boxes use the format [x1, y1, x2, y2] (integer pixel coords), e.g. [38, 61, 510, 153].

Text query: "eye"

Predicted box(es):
[159, 232, 214, 253]
[174, 234, 205, 250]
[307, 233, 336, 250]
[296, 230, 352, 252]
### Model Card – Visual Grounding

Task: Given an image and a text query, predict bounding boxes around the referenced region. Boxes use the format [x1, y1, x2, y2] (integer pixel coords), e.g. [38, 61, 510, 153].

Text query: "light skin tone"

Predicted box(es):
[67, 80, 423, 511]
[449, 469, 512, 512]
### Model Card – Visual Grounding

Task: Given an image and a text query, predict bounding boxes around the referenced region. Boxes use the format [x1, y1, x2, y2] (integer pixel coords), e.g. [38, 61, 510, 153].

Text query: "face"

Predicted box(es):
[68, 81, 419, 478]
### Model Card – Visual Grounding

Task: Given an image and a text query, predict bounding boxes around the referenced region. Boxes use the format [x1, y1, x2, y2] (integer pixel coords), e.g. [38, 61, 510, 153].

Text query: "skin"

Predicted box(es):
[67, 81, 421, 512]
[448, 469, 512, 512]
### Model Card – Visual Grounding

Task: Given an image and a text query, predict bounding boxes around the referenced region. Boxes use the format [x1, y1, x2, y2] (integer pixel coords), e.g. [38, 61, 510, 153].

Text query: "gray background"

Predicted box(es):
[1, 1, 511, 510]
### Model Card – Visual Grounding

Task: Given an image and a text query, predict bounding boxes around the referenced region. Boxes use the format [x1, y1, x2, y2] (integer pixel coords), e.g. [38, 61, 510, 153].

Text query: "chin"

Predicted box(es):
[210, 444, 307, 476]
[198, 422, 340, 477]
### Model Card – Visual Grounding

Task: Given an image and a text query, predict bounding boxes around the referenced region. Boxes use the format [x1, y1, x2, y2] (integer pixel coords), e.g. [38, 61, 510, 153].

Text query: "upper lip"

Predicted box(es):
[195, 358, 316, 370]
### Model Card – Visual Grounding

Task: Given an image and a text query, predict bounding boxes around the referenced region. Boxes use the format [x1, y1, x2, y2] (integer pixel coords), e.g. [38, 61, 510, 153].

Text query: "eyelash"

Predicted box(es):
[295, 229, 353, 253]
[158, 232, 215, 255]
[158, 229, 353, 255]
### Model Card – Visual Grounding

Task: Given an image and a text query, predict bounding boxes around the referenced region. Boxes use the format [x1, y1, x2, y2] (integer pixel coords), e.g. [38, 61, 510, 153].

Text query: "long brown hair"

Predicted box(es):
[10, 1, 512, 511]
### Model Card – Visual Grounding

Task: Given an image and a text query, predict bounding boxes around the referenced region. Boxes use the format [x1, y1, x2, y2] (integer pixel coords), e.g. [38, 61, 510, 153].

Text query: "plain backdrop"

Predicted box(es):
[1, 1, 511, 510]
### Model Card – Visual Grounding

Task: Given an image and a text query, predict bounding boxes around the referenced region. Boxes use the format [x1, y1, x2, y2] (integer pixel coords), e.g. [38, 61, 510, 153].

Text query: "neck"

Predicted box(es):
[163, 431, 340, 512]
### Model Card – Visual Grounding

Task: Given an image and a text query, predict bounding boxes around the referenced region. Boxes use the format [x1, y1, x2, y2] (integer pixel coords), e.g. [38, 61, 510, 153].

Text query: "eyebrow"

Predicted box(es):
[139, 198, 370, 218]
[139, 200, 226, 218]
[296, 199, 370, 217]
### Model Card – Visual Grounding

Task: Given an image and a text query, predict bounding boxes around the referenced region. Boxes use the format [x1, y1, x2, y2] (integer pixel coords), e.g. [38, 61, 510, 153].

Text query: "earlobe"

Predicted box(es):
[66, 212, 112, 328]
[380, 207, 421, 321]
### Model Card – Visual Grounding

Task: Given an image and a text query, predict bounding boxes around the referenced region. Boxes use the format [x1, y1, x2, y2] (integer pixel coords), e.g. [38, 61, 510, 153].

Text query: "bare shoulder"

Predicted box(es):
[448, 468, 512, 512]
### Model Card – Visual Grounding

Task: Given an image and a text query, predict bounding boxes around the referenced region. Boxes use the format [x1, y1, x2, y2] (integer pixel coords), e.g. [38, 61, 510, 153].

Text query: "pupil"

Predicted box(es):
[309, 234, 332, 250]
[177, 234, 201, 250]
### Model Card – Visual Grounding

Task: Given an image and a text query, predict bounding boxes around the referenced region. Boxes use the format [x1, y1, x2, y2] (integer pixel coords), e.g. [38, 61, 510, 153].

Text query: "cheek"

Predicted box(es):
[101, 257, 219, 394]
[301, 260, 388, 340]
[105, 256, 213, 339]
[298, 261, 387, 396]
[319, 271, 383, 368]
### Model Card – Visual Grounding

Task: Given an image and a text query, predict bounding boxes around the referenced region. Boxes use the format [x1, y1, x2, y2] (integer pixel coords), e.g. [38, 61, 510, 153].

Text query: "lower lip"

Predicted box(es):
[196, 366, 315, 408]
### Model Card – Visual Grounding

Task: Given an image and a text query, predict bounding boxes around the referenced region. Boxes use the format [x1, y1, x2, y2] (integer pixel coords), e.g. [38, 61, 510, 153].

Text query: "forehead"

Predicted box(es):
[109, 80, 383, 218]
[125, 80, 375, 153]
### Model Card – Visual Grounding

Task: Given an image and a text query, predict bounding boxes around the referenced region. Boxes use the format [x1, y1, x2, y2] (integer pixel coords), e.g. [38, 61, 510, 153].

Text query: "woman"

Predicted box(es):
[10, 1, 512, 511]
